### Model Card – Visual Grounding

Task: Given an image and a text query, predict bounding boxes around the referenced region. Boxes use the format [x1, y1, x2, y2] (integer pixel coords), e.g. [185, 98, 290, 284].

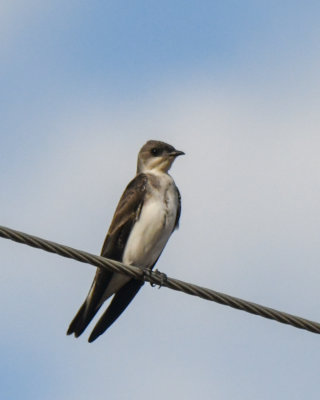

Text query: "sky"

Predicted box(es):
[1, 1, 320, 399]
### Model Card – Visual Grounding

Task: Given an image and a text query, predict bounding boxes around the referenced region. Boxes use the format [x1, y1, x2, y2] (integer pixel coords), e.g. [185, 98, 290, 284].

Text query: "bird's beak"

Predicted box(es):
[170, 150, 185, 157]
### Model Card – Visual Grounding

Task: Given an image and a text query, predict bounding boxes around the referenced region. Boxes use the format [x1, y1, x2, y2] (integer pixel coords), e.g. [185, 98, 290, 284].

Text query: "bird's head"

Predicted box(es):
[137, 140, 185, 174]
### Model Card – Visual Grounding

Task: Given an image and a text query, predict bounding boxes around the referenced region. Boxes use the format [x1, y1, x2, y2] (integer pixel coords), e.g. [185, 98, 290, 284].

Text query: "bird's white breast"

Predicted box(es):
[123, 172, 178, 269]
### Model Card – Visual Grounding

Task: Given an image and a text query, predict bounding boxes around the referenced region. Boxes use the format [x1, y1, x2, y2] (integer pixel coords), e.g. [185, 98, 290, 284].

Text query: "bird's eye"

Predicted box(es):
[151, 148, 160, 156]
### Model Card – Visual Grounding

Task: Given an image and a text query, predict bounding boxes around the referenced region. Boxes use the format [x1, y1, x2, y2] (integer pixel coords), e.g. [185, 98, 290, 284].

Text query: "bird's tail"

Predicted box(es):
[67, 270, 111, 337]
[66, 302, 95, 337]
[88, 279, 143, 342]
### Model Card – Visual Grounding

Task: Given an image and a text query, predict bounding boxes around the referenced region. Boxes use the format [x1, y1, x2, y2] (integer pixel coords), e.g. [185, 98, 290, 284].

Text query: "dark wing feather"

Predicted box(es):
[67, 271, 113, 337]
[67, 173, 148, 337]
[88, 279, 144, 342]
[100, 173, 147, 260]
[173, 186, 181, 231]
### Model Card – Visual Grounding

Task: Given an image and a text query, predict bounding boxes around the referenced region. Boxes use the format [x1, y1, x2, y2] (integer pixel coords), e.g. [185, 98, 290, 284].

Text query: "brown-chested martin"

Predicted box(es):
[67, 140, 184, 342]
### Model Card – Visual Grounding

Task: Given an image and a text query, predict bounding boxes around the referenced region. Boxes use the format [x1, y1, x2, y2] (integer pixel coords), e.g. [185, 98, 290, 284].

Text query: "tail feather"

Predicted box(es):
[67, 301, 88, 337]
[67, 270, 112, 337]
[88, 279, 143, 343]
[67, 297, 104, 337]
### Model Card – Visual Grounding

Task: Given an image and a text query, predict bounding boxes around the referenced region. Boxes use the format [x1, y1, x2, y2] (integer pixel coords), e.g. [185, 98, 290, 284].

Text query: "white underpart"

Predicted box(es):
[103, 171, 178, 299]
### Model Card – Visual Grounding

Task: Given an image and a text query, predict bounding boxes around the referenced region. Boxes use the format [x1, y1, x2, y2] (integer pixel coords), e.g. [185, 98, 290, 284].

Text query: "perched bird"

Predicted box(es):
[67, 140, 184, 342]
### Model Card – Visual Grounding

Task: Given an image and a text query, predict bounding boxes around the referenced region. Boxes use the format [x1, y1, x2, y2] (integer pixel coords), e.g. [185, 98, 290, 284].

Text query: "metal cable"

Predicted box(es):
[1, 224, 319, 335]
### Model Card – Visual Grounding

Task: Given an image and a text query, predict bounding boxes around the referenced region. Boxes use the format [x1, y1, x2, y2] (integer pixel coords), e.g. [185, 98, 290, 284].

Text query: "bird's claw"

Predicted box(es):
[143, 268, 156, 287]
[142, 268, 167, 288]
[154, 269, 167, 289]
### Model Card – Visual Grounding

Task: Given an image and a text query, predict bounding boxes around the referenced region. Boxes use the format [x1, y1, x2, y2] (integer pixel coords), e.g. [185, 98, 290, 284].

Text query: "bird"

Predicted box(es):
[67, 140, 184, 342]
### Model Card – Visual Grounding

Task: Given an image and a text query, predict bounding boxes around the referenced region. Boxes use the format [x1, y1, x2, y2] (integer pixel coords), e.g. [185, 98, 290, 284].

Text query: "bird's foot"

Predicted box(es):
[143, 268, 156, 287]
[142, 268, 167, 288]
[154, 269, 167, 289]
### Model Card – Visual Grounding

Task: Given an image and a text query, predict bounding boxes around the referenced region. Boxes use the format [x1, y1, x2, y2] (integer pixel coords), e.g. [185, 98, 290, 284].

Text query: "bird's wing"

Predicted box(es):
[88, 278, 144, 342]
[67, 173, 148, 337]
[173, 186, 181, 231]
[88, 184, 182, 342]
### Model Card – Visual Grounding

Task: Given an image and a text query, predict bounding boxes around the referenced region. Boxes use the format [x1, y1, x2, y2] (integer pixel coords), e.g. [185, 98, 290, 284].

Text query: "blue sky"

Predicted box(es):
[1, 1, 320, 399]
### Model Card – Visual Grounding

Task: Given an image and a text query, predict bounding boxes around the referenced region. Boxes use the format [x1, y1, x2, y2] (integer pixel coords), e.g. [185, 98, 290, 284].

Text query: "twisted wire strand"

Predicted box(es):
[1, 224, 319, 335]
